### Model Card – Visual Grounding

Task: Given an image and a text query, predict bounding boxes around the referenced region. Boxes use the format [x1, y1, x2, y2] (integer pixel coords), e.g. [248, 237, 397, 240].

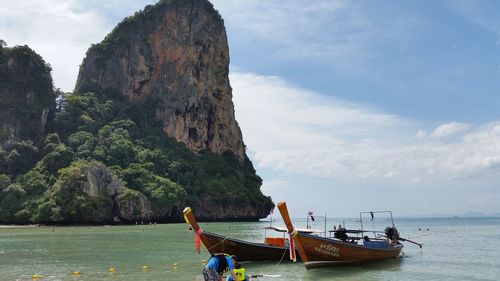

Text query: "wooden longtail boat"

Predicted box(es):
[277, 202, 406, 269]
[183, 207, 319, 261]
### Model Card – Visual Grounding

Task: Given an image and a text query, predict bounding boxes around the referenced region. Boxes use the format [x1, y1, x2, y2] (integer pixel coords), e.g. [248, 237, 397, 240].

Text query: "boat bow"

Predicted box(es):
[277, 202, 309, 263]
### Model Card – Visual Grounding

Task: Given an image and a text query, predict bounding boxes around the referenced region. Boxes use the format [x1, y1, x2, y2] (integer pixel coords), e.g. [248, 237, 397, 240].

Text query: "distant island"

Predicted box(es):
[394, 211, 500, 218]
[0, 0, 273, 225]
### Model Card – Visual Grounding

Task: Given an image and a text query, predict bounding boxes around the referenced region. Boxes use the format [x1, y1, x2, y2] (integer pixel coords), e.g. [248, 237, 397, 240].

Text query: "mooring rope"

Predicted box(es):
[274, 246, 288, 268]
[207, 236, 230, 251]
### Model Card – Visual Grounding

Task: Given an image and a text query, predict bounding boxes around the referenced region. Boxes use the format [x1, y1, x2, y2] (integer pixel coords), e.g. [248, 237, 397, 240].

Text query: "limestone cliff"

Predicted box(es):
[0, 45, 55, 148]
[0, 1, 273, 224]
[75, 0, 245, 160]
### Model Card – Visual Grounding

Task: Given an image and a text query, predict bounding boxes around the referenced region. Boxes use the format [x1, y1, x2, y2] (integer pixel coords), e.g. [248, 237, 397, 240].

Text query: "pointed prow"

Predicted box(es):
[277, 202, 309, 264]
[183, 207, 201, 233]
[277, 202, 294, 233]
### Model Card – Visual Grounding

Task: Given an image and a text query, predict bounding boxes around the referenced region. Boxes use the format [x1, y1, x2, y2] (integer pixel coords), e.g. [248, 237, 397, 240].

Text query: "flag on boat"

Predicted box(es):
[309, 211, 315, 221]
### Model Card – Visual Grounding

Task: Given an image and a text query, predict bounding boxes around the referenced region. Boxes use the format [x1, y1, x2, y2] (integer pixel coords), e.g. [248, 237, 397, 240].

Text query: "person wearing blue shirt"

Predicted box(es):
[203, 253, 237, 281]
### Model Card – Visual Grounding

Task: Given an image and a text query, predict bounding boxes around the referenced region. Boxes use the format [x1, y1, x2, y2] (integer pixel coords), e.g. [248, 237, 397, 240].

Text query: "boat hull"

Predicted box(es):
[200, 231, 298, 261]
[296, 233, 403, 269]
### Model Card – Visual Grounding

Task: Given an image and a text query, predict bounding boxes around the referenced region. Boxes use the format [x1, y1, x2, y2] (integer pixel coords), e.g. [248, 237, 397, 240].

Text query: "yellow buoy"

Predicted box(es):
[201, 259, 207, 265]
[108, 267, 116, 272]
[71, 271, 81, 275]
[32, 274, 41, 279]
[142, 265, 149, 270]
[172, 262, 179, 267]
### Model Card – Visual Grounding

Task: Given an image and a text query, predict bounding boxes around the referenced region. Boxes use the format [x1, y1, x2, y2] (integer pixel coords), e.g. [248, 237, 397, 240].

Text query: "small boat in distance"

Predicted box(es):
[277, 202, 421, 269]
[182, 207, 320, 261]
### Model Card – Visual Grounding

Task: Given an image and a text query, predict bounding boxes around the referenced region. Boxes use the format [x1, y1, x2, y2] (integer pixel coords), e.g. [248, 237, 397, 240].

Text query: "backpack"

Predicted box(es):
[213, 253, 229, 274]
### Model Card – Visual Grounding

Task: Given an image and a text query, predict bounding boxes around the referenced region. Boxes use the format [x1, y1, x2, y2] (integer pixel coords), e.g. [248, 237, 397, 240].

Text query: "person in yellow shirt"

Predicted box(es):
[226, 262, 252, 281]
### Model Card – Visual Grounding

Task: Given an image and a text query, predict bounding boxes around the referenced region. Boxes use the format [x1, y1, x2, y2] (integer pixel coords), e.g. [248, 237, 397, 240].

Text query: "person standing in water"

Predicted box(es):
[203, 253, 237, 281]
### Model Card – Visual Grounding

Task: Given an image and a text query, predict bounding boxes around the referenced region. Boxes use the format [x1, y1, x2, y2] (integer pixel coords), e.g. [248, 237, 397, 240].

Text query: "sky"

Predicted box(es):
[1, 0, 499, 217]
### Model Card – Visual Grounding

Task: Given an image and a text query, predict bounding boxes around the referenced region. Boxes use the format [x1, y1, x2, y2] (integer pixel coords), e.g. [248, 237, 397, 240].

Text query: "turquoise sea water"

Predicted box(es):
[1, 217, 499, 281]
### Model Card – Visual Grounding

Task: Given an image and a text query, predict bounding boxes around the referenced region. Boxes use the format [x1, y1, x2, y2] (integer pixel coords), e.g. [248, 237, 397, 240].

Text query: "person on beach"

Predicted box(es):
[226, 262, 252, 281]
[203, 253, 237, 281]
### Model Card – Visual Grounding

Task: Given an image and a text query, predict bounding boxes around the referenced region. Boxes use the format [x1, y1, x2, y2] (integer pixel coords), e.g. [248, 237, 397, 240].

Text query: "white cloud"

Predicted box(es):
[231, 72, 500, 185]
[0, 0, 154, 91]
[416, 130, 427, 138]
[231, 72, 406, 150]
[211, 0, 421, 69]
[0, 0, 107, 91]
[451, 1, 500, 40]
[431, 122, 470, 138]
[211, 0, 375, 61]
[469, 194, 500, 206]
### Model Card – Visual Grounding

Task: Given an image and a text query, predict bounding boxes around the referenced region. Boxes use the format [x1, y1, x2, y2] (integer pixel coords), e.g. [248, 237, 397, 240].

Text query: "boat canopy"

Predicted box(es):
[262, 226, 322, 233]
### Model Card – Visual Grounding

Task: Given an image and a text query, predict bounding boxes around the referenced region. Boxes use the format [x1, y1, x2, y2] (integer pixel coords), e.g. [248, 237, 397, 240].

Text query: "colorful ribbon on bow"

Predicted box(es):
[195, 227, 203, 254]
[183, 208, 203, 254]
[289, 229, 298, 262]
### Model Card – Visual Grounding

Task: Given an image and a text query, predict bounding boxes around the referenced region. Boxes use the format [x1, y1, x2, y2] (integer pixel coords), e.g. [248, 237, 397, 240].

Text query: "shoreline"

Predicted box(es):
[0, 224, 40, 229]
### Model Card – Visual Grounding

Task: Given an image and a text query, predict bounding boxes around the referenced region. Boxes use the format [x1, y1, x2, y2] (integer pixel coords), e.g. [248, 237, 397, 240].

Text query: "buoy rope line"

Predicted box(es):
[30, 264, 184, 279]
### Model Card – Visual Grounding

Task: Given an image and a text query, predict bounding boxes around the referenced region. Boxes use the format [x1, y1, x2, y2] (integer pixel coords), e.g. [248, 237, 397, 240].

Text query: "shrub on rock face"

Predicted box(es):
[45, 160, 118, 223]
[0, 141, 39, 176]
[37, 143, 74, 176]
[0, 184, 26, 223]
[115, 188, 152, 222]
[17, 170, 49, 196]
[31, 199, 62, 223]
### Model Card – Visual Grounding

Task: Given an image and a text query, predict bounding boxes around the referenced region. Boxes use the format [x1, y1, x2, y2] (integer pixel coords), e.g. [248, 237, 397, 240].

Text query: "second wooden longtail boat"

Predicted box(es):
[183, 207, 320, 261]
[277, 202, 411, 269]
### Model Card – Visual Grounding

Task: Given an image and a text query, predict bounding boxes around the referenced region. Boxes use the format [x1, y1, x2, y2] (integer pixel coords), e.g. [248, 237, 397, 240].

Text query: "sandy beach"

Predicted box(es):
[0, 224, 40, 229]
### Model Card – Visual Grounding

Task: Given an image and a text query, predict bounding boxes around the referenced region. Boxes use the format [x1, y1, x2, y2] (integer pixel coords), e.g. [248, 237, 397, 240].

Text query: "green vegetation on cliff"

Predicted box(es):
[0, 87, 272, 224]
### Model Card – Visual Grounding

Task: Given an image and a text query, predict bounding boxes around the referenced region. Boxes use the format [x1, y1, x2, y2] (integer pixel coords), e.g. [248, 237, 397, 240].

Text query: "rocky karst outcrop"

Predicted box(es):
[195, 197, 271, 221]
[75, 0, 245, 160]
[0, 45, 55, 148]
[0, 0, 273, 224]
[48, 161, 156, 223]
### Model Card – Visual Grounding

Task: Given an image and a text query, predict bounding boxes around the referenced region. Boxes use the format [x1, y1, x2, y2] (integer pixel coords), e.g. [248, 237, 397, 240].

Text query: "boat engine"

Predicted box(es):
[334, 230, 348, 241]
[384, 227, 400, 241]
